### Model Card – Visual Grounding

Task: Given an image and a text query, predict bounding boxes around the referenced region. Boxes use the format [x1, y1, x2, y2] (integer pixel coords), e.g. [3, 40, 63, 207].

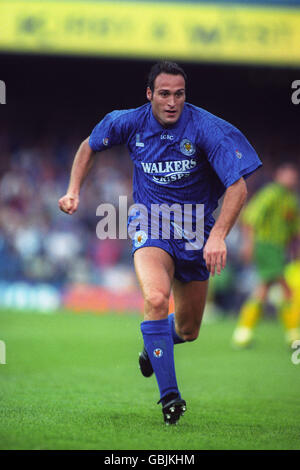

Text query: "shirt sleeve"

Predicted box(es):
[89, 110, 131, 152]
[205, 125, 262, 188]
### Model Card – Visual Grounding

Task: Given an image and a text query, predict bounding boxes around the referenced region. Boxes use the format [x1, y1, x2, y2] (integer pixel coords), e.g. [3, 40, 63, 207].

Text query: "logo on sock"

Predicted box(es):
[153, 348, 163, 358]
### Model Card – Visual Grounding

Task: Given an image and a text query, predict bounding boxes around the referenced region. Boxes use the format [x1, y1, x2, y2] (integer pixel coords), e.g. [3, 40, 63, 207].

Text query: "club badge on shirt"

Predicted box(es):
[180, 139, 196, 156]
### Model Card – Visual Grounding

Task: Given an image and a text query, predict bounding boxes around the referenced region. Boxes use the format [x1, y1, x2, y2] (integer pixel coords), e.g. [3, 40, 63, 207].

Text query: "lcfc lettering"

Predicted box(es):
[161, 134, 174, 140]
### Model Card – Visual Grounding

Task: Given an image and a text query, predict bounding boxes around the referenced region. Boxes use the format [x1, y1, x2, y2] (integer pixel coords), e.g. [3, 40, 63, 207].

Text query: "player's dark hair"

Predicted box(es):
[147, 61, 187, 92]
[275, 162, 298, 172]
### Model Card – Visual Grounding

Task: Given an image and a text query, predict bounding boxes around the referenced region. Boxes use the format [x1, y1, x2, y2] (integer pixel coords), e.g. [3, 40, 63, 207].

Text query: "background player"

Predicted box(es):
[59, 61, 261, 424]
[232, 163, 300, 348]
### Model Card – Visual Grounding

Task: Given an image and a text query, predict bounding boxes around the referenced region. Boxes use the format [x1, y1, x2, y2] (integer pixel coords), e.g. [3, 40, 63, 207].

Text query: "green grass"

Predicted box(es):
[0, 309, 299, 450]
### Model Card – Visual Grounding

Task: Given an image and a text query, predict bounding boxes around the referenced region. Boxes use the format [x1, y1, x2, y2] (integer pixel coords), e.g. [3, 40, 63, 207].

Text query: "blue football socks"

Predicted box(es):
[168, 313, 186, 344]
[140, 318, 180, 400]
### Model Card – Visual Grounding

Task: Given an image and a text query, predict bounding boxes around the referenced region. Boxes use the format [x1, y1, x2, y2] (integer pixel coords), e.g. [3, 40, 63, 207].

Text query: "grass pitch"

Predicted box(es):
[0, 309, 299, 450]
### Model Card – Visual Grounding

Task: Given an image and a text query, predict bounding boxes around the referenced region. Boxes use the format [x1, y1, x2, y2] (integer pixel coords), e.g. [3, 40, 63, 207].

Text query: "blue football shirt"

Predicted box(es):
[89, 102, 262, 226]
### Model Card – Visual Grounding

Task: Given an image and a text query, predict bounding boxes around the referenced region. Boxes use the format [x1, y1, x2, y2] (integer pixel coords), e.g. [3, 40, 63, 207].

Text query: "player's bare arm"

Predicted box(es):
[204, 177, 247, 276]
[58, 137, 95, 215]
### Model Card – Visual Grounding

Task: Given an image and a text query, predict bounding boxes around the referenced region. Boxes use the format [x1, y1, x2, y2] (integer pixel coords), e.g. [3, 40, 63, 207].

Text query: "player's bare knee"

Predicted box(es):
[144, 290, 169, 319]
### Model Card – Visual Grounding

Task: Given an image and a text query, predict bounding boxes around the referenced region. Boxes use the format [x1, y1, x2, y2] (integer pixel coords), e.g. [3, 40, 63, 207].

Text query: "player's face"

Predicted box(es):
[147, 73, 186, 127]
[276, 167, 299, 190]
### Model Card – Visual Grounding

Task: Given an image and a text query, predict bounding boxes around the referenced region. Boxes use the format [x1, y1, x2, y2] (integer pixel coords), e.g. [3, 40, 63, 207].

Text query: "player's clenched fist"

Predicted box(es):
[58, 193, 79, 215]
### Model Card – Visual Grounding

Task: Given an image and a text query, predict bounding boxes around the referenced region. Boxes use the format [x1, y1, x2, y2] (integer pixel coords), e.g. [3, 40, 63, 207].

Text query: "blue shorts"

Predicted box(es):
[131, 226, 212, 283]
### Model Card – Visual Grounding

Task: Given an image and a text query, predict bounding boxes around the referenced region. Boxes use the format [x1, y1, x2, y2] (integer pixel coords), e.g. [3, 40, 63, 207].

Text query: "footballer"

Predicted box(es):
[59, 61, 262, 424]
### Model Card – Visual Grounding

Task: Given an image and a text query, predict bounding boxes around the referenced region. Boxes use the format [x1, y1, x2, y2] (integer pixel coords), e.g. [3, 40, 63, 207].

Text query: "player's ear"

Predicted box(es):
[146, 87, 152, 102]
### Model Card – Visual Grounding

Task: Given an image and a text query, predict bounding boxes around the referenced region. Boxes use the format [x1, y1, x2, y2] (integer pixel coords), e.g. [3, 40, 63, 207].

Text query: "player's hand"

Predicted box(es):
[203, 235, 227, 276]
[58, 193, 79, 215]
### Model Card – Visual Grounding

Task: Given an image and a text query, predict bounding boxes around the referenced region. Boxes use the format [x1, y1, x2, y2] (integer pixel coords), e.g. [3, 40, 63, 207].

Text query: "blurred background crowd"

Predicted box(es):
[0, 126, 134, 289]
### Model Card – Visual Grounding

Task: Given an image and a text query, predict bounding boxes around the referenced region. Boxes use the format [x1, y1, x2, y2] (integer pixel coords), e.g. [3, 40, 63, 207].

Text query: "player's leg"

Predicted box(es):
[136, 246, 173, 377]
[283, 261, 300, 345]
[232, 282, 269, 348]
[277, 277, 300, 346]
[232, 240, 278, 348]
[134, 246, 174, 321]
[134, 247, 186, 424]
[171, 278, 209, 342]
